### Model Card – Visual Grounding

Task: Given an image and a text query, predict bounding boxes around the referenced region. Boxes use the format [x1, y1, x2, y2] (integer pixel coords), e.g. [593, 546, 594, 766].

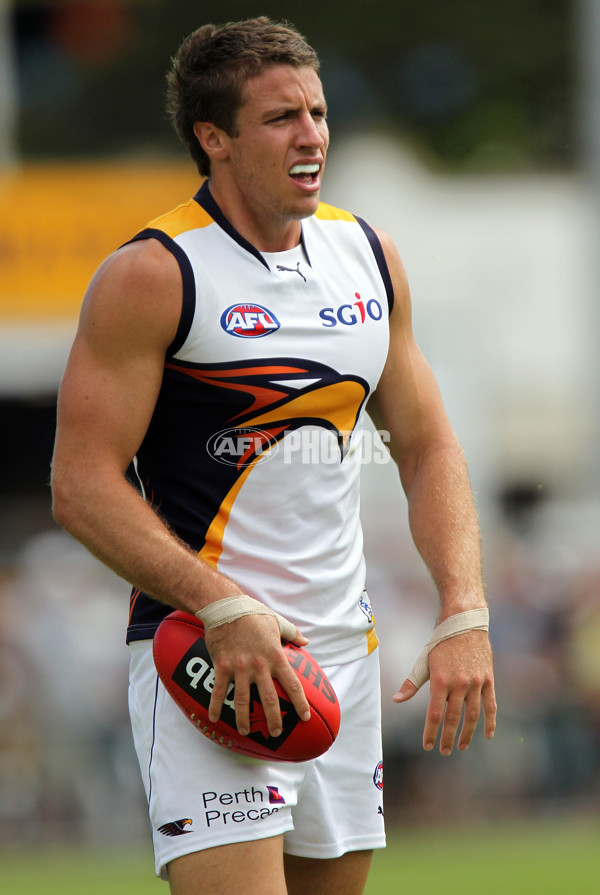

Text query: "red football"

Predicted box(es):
[153, 610, 340, 762]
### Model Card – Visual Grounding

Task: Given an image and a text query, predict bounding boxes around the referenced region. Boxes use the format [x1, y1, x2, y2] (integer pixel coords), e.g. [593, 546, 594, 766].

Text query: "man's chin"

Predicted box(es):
[290, 194, 321, 221]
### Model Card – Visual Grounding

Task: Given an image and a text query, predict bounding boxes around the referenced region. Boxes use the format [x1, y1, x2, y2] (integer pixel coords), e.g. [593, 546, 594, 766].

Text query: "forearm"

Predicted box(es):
[51, 464, 240, 612]
[400, 439, 486, 620]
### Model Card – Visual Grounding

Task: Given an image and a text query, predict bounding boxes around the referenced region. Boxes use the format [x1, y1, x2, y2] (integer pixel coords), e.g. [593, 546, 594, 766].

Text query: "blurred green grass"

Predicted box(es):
[366, 819, 600, 895]
[1, 820, 599, 894]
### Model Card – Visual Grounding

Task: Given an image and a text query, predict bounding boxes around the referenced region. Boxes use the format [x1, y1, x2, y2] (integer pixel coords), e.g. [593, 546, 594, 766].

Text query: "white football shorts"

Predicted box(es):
[128, 639, 386, 880]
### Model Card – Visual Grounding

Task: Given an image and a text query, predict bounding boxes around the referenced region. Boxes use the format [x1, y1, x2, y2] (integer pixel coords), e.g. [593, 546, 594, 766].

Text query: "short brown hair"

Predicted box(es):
[166, 17, 321, 177]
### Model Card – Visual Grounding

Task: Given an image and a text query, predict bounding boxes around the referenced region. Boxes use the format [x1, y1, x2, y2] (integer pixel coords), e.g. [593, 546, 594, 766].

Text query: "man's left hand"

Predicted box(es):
[394, 630, 496, 754]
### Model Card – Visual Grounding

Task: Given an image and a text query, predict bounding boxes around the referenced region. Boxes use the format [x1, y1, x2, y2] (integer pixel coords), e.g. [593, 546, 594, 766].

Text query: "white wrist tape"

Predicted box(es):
[195, 595, 297, 642]
[407, 608, 489, 690]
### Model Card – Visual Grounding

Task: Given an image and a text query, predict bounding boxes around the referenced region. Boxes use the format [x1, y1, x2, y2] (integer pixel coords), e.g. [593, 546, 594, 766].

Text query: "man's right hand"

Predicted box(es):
[204, 614, 311, 737]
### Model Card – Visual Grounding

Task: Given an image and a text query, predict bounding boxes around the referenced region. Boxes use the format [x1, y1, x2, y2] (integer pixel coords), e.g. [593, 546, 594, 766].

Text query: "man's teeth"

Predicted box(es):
[290, 164, 320, 175]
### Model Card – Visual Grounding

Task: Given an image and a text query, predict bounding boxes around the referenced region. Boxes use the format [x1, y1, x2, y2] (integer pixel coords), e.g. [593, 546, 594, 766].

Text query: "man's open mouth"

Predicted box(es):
[289, 163, 320, 185]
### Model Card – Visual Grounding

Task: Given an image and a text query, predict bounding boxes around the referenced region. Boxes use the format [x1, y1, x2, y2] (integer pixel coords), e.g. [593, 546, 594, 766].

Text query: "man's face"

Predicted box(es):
[222, 64, 329, 240]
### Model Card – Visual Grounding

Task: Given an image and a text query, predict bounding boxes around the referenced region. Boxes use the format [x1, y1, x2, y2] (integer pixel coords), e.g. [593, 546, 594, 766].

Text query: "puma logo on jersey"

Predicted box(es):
[221, 304, 281, 338]
[276, 262, 307, 283]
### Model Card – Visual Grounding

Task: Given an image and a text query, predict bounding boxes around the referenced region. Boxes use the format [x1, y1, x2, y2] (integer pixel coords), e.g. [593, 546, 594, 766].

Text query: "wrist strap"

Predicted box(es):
[195, 595, 297, 642]
[407, 608, 489, 690]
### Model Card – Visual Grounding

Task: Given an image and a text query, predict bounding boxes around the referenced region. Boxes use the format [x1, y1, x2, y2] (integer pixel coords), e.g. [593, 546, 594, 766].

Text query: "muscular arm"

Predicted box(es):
[368, 230, 496, 753]
[52, 241, 233, 606]
[51, 239, 310, 736]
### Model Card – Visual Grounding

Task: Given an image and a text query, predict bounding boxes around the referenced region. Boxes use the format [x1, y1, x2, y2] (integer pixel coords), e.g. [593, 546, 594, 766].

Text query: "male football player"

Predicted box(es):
[52, 17, 496, 895]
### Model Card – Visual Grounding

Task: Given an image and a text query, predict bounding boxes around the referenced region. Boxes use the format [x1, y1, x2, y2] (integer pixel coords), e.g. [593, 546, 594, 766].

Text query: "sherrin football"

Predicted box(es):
[153, 610, 341, 762]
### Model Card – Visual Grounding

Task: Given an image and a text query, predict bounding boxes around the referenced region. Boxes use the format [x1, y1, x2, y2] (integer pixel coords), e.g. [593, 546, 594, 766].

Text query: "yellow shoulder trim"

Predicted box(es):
[314, 202, 357, 223]
[146, 197, 214, 239]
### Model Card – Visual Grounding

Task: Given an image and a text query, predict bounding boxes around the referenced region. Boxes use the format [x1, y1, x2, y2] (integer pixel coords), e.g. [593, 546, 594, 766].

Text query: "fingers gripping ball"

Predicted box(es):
[153, 610, 341, 762]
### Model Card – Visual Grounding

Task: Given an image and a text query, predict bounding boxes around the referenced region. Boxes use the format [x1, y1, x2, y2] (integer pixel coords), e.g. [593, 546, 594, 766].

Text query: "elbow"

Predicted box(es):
[50, 464, 81, 536]
[51, 481, 72, 533]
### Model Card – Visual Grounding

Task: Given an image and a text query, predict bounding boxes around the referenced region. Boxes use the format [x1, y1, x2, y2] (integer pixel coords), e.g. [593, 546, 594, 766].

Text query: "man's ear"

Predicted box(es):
[193, 122, 231, 163]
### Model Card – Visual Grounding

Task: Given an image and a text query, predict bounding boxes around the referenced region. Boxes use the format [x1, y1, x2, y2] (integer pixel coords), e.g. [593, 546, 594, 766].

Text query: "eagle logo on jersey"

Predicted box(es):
[161, 357, 370, 568]
[165, 357, 369, 466]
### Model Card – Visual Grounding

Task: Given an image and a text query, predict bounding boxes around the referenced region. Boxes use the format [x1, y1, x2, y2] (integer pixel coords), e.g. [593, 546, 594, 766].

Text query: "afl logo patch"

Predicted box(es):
[221, 304, 280, 338]
[373, 761, 383, 791]
[207, 427, 280, 467]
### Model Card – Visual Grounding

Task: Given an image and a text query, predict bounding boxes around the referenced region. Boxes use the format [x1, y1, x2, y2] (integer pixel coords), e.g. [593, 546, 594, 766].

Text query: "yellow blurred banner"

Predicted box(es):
[0, 161, 199, 321]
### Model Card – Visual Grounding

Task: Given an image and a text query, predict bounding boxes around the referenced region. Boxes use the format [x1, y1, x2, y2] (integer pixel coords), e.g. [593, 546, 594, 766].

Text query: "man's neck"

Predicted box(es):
[206, 179, 303, 253]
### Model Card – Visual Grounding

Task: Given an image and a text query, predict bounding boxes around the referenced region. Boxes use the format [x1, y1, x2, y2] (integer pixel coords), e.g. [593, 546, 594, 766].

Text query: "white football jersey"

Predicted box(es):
[127, 181, 393, 664]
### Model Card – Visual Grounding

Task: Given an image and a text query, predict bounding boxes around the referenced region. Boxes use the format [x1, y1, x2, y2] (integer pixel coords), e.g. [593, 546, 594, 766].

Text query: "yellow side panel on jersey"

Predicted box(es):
[366, 626, 379, 654]
[198, 463, 256, 569]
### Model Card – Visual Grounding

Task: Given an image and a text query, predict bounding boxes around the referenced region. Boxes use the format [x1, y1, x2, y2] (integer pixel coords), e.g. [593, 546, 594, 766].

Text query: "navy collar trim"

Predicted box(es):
[194, 180, 312, 270]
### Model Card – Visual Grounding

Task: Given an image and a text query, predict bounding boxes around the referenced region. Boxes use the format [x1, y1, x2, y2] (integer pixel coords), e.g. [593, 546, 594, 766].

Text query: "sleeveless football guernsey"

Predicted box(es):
[126, 181, 393, 664]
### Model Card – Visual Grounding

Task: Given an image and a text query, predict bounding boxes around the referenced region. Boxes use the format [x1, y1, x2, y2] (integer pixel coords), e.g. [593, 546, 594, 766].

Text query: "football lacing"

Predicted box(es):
[189, 712, 233, 748]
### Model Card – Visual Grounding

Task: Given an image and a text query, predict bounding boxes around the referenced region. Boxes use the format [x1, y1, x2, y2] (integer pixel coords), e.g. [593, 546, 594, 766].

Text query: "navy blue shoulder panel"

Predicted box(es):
[354, 216, 394, 314]
[124, 228, 196, 358]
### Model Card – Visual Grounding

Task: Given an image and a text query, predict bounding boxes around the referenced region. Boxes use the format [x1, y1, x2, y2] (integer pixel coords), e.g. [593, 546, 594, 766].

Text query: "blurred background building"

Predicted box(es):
[1, 0, 599, 848]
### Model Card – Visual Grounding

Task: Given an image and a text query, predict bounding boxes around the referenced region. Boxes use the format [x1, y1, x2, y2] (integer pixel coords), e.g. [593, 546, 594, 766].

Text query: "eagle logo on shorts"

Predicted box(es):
[158, 818, 193, 836]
